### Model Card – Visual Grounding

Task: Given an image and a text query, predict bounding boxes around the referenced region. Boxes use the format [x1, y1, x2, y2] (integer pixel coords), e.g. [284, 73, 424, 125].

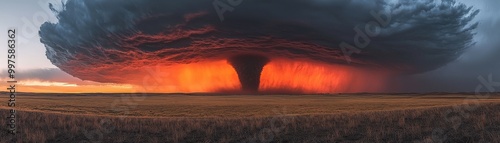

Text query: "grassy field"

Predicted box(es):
[2, 93, 500, 117]
[1, 93, 500, 142]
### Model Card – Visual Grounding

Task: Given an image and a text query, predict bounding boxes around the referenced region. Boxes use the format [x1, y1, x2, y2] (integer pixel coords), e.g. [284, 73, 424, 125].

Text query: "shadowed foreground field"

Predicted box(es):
[1, 93, 500, 142]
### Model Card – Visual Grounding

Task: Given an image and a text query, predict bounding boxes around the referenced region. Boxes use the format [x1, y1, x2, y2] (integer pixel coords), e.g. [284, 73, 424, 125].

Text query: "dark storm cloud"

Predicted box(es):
[39, 0, 478, 83]
[384, 0, 500, 93]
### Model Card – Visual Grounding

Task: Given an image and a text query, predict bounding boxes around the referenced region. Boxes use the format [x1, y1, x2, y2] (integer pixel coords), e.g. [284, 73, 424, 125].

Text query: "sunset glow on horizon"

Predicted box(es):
[2, 59, 388, 94]
[0, 78, 136, 93]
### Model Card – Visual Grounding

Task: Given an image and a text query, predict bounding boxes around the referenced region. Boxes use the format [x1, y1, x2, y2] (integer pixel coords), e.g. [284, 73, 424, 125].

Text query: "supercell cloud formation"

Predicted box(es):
[39, 0, 478, 93]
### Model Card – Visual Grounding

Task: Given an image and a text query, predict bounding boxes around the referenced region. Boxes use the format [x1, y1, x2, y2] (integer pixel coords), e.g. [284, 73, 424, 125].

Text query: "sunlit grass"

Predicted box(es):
[1, 93, 499, 142]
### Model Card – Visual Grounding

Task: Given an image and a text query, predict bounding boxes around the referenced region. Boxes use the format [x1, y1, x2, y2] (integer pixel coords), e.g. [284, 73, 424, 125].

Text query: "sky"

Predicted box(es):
[387, 0, 500, 92]
[1, 0, 500, 93]
[0, 0, 135, 92]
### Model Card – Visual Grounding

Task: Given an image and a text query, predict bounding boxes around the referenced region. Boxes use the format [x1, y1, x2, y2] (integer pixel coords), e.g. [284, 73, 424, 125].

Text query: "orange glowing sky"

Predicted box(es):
[3, 59, 389, 93]
[125, 59, 390, 93]
[0, 79, 136, 93]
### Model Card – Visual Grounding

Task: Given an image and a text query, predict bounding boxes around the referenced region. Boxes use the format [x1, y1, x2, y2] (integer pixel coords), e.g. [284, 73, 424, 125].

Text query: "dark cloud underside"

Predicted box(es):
[39, 0, 477, 84]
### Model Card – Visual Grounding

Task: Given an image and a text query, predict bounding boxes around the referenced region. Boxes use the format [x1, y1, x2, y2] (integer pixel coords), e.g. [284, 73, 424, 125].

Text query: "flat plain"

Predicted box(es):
[1, 93, 500, 142]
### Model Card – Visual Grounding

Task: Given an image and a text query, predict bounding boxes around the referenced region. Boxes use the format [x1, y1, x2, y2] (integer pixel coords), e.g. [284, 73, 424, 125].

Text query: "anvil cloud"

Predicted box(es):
[39, 0, 478, 93]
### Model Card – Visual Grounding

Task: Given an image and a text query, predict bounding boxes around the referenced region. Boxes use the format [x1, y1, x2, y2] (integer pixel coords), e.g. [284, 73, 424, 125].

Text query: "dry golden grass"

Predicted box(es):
[2, 93, 500, 117]
[0, 93, 499, 142]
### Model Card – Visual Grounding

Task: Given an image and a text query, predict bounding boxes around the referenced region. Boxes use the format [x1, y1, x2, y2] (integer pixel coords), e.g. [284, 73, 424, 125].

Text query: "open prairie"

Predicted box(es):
[1, 93, 500, 142]
[3, 93, 500, 118]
